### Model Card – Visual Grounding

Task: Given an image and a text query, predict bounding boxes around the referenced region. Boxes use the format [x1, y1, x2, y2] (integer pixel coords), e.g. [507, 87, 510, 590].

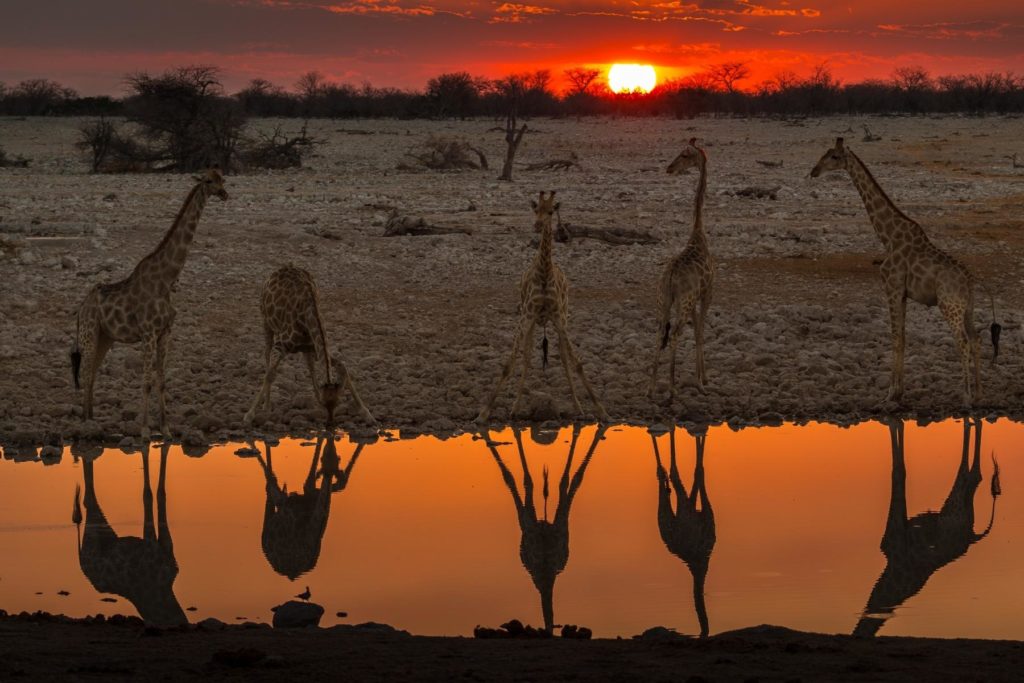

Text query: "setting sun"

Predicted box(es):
[608, 64, 657, 94]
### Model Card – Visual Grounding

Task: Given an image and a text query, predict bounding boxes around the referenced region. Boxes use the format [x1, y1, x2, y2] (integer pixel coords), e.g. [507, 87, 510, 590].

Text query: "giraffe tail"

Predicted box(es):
[542, 334, 549, 369]
[660, 322, 671, 350]
[978, 281, 1001, 363]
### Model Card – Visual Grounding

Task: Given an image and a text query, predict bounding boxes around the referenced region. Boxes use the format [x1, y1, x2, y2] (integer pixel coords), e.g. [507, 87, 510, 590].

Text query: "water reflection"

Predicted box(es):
[481, 424, 607, 633]
[651, 427, 715, 637]
[854, 418, 1001, 636]
[248, 434, 367, 580]
[72, 441, 186, 627]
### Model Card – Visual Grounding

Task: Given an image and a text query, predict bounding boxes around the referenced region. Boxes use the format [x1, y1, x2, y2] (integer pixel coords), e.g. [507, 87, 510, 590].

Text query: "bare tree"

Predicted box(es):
[708, 62, 750, 94]
[892, 66, 932, 91]
[495, 75, 528, 181]
[564, 67, 601, 97]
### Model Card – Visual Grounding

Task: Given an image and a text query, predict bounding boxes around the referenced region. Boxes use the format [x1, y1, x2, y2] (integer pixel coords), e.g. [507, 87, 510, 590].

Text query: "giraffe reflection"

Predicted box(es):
[250, 435, 366, 579]
[71, 441, 186, 626]
[482, 424, 607, 634]
[651, 427, 715, 637]
[854, 418, 1001, 637]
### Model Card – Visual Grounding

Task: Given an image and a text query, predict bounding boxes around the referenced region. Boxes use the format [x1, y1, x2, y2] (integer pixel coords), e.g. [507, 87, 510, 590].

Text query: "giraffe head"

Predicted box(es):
[320, 382, 341, 426]
[667, 137, 704, 175]
[810, 137, 848, 178]
[530, 191, 559, 233]
[194, 167, 229, 200]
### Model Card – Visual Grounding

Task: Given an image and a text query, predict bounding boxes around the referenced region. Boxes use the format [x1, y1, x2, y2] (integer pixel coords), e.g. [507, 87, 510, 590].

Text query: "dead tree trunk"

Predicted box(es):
[499, 109, 527, 182]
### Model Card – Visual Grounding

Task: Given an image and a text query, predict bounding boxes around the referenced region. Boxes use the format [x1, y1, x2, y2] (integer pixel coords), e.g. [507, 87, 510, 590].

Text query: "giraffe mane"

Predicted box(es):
[847, 149, 916, 225]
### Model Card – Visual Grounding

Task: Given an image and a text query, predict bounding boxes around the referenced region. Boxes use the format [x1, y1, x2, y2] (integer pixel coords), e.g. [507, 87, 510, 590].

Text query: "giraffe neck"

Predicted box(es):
[142, 182, 211, 289]
[687, 151, 709, 251]
[843, 151, 921, 252]
[535, 219, 555, 281]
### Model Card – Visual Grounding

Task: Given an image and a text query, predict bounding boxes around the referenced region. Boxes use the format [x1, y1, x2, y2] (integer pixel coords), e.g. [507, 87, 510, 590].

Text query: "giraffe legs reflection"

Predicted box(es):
[854, 418, 1001, 637]
[651, 427, 715, 638]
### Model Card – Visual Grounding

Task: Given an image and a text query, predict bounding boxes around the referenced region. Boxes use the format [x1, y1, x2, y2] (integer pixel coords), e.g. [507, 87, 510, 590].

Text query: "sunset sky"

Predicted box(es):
[1, 1, 1022, 95]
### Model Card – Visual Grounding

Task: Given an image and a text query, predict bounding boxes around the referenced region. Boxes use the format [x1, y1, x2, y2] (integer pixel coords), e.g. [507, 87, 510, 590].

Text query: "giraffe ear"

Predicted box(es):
[835, 137, 845, 149]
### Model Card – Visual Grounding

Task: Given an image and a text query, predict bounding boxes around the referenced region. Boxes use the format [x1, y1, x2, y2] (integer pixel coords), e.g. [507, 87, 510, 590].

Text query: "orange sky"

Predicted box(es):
[1, 1, 1022, 94]
[1, 421, 1021, 638]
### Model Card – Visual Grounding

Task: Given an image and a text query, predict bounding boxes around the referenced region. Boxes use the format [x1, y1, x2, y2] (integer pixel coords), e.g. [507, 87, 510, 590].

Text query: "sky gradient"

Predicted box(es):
[1, 1, 1022, 95]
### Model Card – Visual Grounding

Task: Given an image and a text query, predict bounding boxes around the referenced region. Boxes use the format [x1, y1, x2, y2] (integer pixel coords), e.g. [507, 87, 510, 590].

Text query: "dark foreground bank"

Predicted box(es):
[2, 612, 1022, 682]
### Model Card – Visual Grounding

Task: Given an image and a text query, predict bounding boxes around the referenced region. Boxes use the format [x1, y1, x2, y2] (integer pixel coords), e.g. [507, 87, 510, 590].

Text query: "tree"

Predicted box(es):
[708, 62, 750, 94]
[124, 65, 245, 170]
[426, 72, 483, 119]
[7, 78, 77, 115]
[493, 75, 528, 181]
[892, 66, 932, 91]
[564, 67, 601, 97]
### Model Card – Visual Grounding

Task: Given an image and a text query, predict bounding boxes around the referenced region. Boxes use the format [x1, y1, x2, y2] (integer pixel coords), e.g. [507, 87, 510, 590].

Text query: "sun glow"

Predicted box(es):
[608, 64, 657, 94]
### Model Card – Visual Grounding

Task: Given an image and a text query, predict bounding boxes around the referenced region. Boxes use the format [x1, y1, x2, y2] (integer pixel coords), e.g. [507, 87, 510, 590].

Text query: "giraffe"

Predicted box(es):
[853, 418, 1000, 637]
[649, 138, 715, 401]
[810, 137, 987, 406]
[244, 265, 375, 428]
[244, 433, 366, 579]
[71, 441, 187, 627]
[70, 169, 228, 440]
[481, 423, 607, 633]
[477, 191, 609, 422]
[651, 426, 716, 638]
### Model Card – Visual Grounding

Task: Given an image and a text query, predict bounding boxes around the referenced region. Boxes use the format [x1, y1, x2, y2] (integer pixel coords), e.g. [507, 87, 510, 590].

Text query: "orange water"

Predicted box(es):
[1, 420, 1020, 638]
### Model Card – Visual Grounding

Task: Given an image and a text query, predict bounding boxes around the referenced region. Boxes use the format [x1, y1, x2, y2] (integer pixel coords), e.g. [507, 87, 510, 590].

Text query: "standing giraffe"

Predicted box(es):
[71, 441, 187, 627]
[651, 427, 716, 638]
[853, 418, 1000, 637]
[244, 265, 375, 427]
[71, 169, 228, 439]
[243, 433, 366, 579]
[481, 424, 606, 633]
[477, 191, 609, 422]
[810, 137, 990, 406]
[649, 138, 715, 401]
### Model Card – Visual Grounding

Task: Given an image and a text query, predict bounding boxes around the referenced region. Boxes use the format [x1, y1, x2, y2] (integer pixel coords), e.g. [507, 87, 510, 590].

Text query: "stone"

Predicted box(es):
[271, 600, 324, 629]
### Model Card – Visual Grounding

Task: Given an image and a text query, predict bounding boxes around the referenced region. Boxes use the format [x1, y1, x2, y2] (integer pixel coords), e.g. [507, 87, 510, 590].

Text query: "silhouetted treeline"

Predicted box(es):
[4, 64, 1024, 119]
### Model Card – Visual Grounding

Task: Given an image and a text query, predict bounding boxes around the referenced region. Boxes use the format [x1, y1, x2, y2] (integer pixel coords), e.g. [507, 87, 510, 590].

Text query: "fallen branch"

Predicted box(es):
[383, 209, 472, 237]
[524, 152, 580, 172]
[756, 159, 783, 168]
[862, 124, 881, 142]
[733, 185, 781, 200]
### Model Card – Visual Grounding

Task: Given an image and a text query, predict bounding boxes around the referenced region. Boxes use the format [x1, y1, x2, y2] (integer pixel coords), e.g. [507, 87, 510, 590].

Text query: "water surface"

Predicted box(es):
[1, 419, 1020, 639]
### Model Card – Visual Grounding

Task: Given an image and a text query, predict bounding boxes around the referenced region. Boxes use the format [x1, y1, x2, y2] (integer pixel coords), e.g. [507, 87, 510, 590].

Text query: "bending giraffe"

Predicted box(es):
[481, 423, 607, 633]
[71, 441, 187, 627]
[71, 169, 228, 439]
[243, 433, 367, 579]
[810, 138, 994, 406]
[651, 426, 716, 638]
[244, 265, 375, 427]
[477, 191, 609, 422]
[854, 418, 1000, 637]
[649, 138, 715, 401]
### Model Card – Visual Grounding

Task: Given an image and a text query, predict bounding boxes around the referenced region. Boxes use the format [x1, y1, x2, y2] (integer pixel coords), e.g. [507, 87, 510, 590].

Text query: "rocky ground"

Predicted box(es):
[1, 115, 1023, 447]
[2, 611, 1023, 682]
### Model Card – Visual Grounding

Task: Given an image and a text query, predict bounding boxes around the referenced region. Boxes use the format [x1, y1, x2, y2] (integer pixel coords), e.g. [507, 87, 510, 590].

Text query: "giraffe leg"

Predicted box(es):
[692, 307, 706, 394]
[696, 283, 712, 389]
[965, 308, 982, 402]
[303, 350, 320, 403]
[556, 331, 584, 416]
[648, 296, 672, 399]
[939, 300, 974, 406]
[140, 336, 158, 441]
[154, 332, 171, 438]
[509, 321, 537, 418]
[245, 348, 285, 426]
[884, 292, 907, 404]
[82, 332, 112, 422]
[338, 361, 376, 425]
[554, 322, 609, 422]
[476, 322, 525, 422]
[667, 305, 693, 403]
